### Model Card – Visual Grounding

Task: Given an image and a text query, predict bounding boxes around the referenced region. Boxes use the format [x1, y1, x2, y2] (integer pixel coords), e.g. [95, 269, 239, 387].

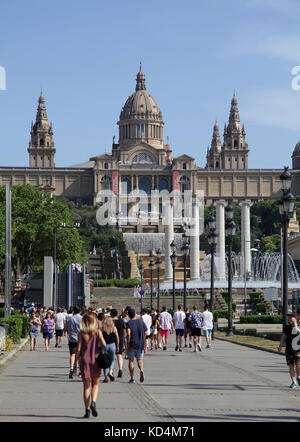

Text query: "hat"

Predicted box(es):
[287, 313, 297, 318]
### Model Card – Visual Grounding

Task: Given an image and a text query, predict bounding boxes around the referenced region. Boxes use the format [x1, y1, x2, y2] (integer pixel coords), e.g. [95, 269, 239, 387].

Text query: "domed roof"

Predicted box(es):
[293, 141, 300, 154]
[119, 64, 163, 122]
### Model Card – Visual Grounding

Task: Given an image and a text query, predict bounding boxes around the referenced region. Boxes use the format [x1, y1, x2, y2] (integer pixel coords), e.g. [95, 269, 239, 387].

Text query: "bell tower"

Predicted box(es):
[28, 90, 56, 168]
[222, 93, 249, 169]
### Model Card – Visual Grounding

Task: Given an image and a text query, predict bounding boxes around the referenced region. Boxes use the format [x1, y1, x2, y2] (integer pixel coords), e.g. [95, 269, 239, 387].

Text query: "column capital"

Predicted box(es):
[214, 199, 226, 207]
[239, 199, 253, 208]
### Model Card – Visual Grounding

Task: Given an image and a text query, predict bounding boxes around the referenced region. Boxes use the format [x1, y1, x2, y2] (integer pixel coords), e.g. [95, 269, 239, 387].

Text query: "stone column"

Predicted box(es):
[240, 200, 252, 278]
[190, 203, 200, 281]
[215, 200, 226, 281]
[164, 203, 174, 282]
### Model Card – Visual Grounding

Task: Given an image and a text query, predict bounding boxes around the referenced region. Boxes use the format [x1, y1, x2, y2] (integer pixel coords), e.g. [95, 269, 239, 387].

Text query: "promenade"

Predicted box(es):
[0, 333, 300, 422]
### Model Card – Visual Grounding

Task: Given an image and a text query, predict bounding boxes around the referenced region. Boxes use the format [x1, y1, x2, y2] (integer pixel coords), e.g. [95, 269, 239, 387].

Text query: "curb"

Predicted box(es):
[0, 337, 29, 367]
[215, 336, 285, 356]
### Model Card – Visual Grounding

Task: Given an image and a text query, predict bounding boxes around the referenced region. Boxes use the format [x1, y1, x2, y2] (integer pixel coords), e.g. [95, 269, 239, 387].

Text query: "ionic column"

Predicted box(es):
[240, 200, 252, 278]
[164, 203, 174, 282]
[215, 200, 226, 281]
[190, 203, 200, 281]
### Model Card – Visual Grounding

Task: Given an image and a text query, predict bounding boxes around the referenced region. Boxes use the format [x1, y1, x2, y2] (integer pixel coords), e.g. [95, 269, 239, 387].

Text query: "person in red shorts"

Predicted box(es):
[158, 306, 175, 351]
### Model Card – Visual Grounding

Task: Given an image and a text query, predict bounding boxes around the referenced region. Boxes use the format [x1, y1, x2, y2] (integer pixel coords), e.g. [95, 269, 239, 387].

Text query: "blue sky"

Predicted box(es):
[0, 0, 300, 169]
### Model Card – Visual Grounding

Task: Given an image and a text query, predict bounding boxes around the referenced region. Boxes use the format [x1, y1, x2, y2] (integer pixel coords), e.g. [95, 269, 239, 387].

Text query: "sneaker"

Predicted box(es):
[197, 344, 202, 352]
[189, 343, 192, 348]
[90, 401, 98, 417]
[184, 344, 187, 348]
[83, 409, 90, 419]
[175, 345, 178, 351]
[163, 346, 167, 351]
[117, 370, 123, 378]
[55, 343, 58, 348]
[69, 370, 73, 379]
[140, 371, 144, 383]
[108, 374, 115, 382]
[290, 381, 297, 389]
[297, 377, 300, 386]
[129, 379, 136, 384]
[179, 348, 182, 352]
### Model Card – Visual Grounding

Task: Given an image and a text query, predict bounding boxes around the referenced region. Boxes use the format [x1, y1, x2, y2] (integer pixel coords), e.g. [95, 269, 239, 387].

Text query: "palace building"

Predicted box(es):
[1, 64, 300, 229]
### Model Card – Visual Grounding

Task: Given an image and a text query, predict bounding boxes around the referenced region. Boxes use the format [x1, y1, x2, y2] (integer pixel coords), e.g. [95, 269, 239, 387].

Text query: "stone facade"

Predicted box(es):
[1, 66, 300, 214]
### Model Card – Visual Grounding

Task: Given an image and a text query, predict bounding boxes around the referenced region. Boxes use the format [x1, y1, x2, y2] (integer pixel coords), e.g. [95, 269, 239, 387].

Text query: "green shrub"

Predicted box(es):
[0, 316, 23, 344]
[93, 278, 140, 288]
[240, 315, 282, 324]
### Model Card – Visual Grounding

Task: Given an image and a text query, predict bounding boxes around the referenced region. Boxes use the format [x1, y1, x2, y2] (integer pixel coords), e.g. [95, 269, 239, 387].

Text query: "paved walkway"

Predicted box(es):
[0, 334, 300, 422]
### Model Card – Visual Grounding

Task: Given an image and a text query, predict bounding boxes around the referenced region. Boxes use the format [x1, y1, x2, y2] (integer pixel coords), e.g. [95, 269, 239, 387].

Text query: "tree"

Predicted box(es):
[0, 185, 83, 276]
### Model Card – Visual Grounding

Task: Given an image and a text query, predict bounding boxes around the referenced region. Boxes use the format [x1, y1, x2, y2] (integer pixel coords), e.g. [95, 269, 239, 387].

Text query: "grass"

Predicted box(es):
[214, 330, 284, 354]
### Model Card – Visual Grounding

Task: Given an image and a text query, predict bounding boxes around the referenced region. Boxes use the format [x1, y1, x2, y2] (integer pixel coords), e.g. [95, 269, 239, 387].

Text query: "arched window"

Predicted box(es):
[132, 152, 155, 164]
[182, 163, 187, 170]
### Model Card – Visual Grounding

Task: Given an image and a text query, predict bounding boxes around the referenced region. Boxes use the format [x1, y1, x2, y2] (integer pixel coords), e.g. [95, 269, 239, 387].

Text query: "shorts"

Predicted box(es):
[191, 328, 202, 337]
[127, 349, 144, 360]
[116, 343, 124, 355]
[285, 351, 300, 365]
[43, 332, 53, 340]
[150, 328, 157, 336]
[30, 330, 39, 339]
[55, 329, 64, 337]
[68, 341, 78, 355]
[160, 329, 169, 338]
[184, 328, 192, 336]
[203, 329, 212, 337]
[176, 329, 184, 337]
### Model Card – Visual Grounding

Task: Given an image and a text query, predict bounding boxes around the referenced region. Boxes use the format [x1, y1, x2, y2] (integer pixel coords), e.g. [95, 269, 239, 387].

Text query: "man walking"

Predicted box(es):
[65, 306, 82, 379]
[159, 306, 175, 351]
[126, 308, 147, 383]
[141, 309, 152, 353]
[173, 304, 186, 352]
[111, 309, 125, 378]
[278, 313, 300, 388]
[54, 307, 65, 348]
[202, 304, 214, 348]
[190, 305, 203, 352]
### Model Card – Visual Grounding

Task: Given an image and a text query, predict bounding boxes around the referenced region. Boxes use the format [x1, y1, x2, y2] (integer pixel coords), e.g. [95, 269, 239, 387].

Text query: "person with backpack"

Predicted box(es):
[126, 308, 147, 383]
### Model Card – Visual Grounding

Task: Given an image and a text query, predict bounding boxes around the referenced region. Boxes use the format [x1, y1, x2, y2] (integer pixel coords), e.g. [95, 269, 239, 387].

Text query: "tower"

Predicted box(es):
[28, 90, 56, 168]
[221, 94, 249, 169]
[206, 121, 222, 168]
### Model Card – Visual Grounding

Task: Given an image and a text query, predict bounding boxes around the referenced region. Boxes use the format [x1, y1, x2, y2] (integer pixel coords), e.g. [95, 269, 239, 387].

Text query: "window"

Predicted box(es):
[182, 163, 187, 170]
[104, 162, 108, 169]
[159, 178, 169, 191]
[234, 140, 238, 148]
[139, 177, 151, 194]
[132, 153, 155, 164]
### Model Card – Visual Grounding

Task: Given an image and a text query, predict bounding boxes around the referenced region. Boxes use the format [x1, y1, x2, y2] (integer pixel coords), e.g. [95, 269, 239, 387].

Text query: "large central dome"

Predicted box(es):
[117, 64, 165, 150]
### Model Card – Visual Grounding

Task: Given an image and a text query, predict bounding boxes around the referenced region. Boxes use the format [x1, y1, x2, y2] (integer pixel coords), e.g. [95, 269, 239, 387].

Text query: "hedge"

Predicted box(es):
[240, 315, 282, 324]
[0, 316, 23, 344]
[93, 278, 140, 288]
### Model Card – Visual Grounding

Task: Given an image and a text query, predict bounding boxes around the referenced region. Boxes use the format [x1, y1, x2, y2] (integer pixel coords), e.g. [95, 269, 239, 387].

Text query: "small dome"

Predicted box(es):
[293, 141, 300, 154]
[119, 65, 163, 122]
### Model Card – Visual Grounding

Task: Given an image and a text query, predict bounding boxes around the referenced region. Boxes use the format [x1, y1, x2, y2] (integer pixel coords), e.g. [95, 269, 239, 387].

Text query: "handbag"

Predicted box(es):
[96, 348, 112, 369]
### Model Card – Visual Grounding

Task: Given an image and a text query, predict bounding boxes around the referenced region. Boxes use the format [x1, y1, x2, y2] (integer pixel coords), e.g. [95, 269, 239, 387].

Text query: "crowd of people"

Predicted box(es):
[22, 302, 214, 418]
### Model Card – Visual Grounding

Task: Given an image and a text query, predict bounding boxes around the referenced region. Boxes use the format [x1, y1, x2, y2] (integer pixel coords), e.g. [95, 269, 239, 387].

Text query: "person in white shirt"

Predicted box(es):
[141, 309, 152, 353]
[54, 307, 66, 348]
[173, 305, 186, 352]
[202, 305, 214, 348]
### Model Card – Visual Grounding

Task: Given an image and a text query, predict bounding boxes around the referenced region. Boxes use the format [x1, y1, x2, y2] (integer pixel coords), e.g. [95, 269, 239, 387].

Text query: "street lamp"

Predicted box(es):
[225, 203, 236, 336]
[181, 232, 190, 311]
[170, 243, 177, 312]
[207, 215, 218, 317]
[279, 167, 296, 327]
[156, 249, 162, 311]
[138, 256, 144, 314]
[149, 250, 155, 310]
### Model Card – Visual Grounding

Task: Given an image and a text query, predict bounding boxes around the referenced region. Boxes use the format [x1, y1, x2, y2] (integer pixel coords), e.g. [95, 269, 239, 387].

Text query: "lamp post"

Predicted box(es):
[149, 250, 154, 310]
[138, 256, 144, 314]
[207, 215, 218, 317]
[156, 249, 162, 311]
[170, 240, 177, 312]
[225, 203, 236, 336]
[181, 232, 190, 311]
[53, 221, 80, 310]
[279, 167, 296, 327]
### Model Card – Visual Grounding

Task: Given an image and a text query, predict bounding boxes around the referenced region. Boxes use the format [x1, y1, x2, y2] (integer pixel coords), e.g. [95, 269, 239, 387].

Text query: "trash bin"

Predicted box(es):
[0, 324, 9, 351]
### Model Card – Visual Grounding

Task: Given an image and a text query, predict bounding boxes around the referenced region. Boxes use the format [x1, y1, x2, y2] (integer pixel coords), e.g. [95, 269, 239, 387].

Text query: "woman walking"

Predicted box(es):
[101, 316, 119, 383]
[28, 311, 42, 351]
[42, 312, 55, 351]
[75, 313, 106, 418]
